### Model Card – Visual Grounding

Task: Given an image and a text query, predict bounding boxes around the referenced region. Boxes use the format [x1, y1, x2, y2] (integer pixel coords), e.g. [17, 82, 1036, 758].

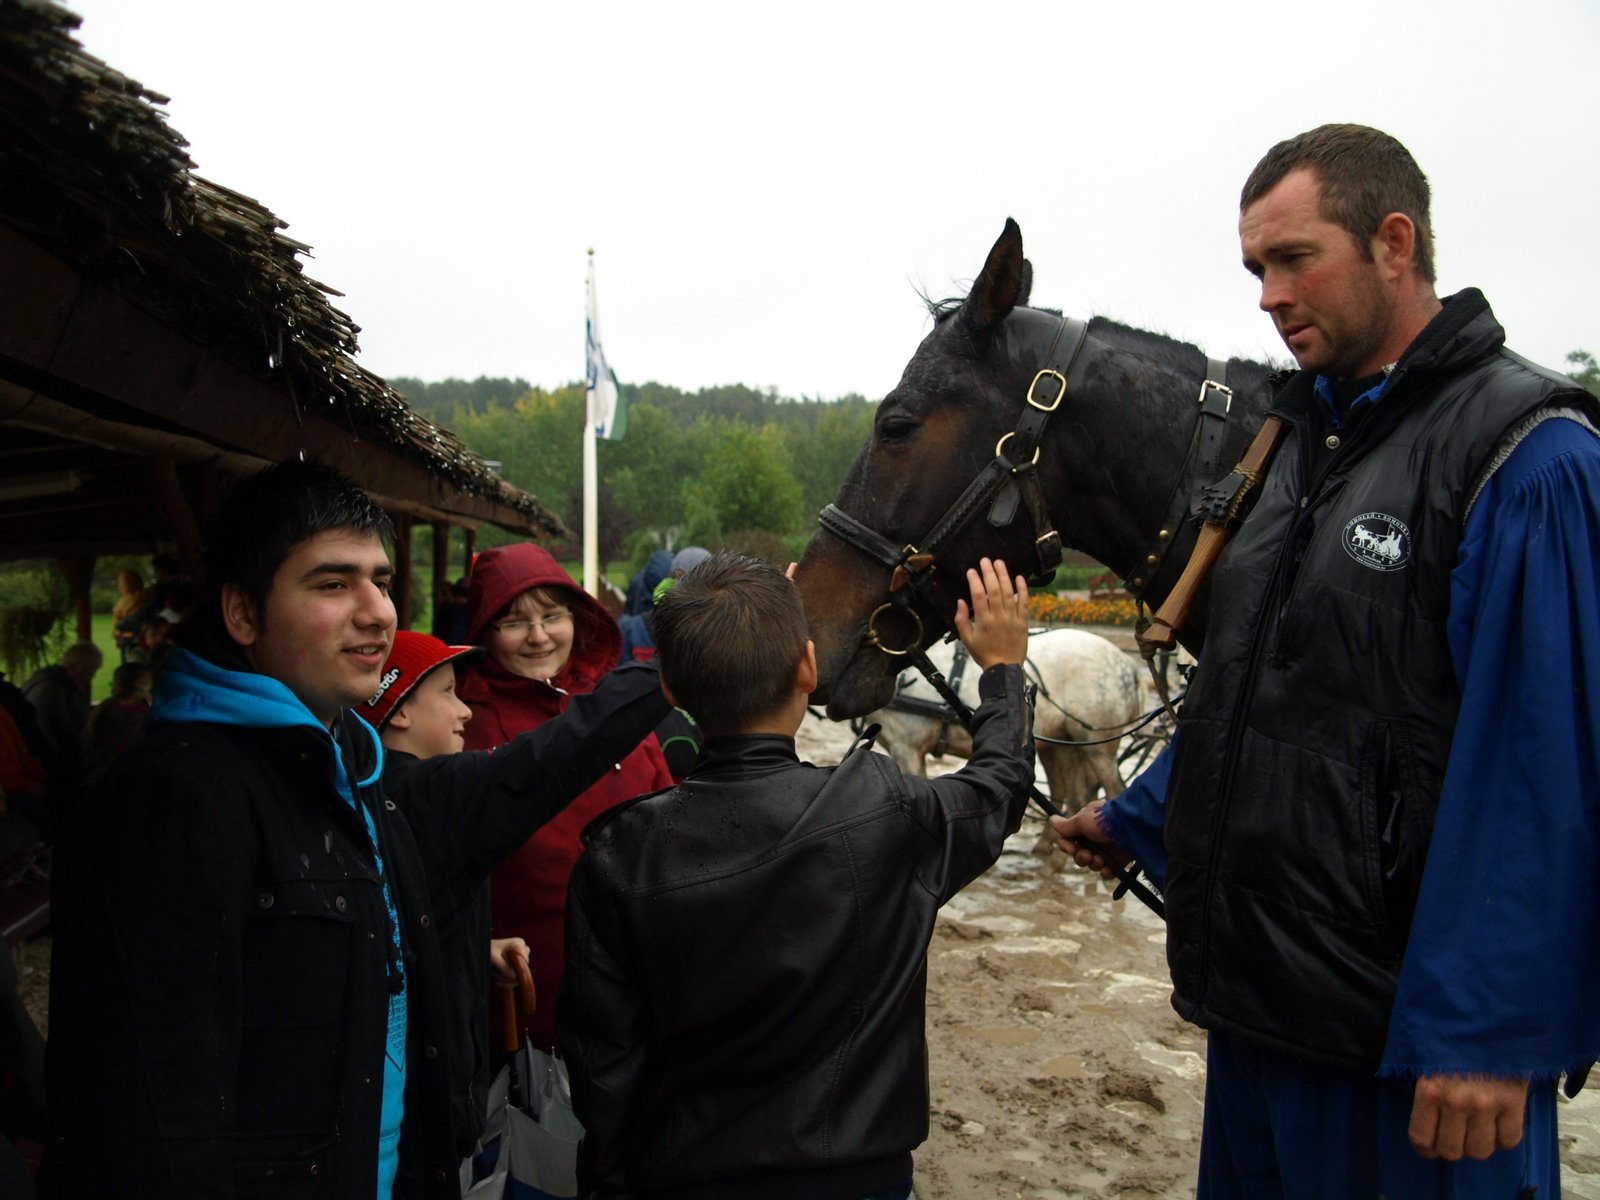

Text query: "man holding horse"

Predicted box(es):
[1055, 124, 1600, 1196]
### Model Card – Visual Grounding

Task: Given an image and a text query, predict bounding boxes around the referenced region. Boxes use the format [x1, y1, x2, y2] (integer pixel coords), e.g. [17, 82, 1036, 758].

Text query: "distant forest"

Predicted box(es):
[389, 376, 878, 566]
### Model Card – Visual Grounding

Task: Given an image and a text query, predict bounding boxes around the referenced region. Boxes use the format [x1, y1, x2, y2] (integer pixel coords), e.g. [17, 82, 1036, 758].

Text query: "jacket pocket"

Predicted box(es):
[239, 878, 360, 1136]
[231, 1130, 335, 1200]
[1358, 721, 1428, 954]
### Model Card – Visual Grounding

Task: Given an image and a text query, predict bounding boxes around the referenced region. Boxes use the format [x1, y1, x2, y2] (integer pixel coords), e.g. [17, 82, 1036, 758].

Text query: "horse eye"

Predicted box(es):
[877, 416, 918, 442]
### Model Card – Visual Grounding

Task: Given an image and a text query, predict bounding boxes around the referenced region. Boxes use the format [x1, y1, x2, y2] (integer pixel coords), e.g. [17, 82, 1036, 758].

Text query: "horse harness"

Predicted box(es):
[816, 313, 1258, 665]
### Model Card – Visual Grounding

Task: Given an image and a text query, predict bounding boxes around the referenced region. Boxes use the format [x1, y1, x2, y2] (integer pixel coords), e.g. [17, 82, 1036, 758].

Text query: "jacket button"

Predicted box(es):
[1325, 434, 1341, 450]
[424, 1044, 439, 1060]
[307, 1161, 320, 1176]
[334, 896, 348, 912]
[257, 892, 274, 910]
[419, 914, 431, 928]
[384, 800, 396, 811]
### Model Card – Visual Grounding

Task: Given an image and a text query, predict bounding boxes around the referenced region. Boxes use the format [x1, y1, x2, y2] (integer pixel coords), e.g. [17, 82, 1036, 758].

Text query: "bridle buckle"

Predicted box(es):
[1027, 368, 1067, 413]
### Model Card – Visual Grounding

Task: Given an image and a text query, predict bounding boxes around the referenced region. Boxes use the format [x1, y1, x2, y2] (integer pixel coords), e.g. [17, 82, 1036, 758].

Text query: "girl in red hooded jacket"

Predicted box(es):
[460, 543, 674, 1051]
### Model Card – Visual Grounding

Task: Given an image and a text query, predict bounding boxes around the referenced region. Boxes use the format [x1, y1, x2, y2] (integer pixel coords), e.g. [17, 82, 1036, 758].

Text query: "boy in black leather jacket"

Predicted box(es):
[559, 553, 1035, 1200]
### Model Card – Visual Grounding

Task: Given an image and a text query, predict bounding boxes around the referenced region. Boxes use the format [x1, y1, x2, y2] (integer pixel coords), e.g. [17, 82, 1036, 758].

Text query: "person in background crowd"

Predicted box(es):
[128, 552, 193, 633]
[356, 629, 669, 1159]
[1054, 123, 1600, 1197]
[110, 569, 148, 663]
[81, 662, 152, 789]
[20, 641, 100, 836]
[620, 548, 673, 622]
[459, 543, 674, 1053]
[618, 546, 712, 779]
[21, 642, 99, 765]
[430, 576, 471, 645]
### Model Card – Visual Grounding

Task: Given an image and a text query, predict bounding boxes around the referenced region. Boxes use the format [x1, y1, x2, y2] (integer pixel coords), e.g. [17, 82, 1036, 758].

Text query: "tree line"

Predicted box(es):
[390, 377, 877, 566]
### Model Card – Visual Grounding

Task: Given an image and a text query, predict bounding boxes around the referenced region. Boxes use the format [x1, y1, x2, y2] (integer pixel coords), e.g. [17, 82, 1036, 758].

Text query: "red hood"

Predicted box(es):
[465, 543, 621, 687]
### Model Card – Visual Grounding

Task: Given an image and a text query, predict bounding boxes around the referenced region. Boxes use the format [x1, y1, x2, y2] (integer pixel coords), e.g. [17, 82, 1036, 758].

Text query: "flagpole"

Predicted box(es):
[582, 249, 600, 598]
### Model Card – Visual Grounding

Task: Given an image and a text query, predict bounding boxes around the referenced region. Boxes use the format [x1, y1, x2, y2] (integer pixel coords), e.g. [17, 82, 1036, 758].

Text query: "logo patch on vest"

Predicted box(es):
[1342, 512, 1411, 572]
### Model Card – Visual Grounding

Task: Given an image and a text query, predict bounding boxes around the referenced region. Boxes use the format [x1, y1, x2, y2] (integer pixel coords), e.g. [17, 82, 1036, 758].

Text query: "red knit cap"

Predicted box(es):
[357, 630, 482, 729]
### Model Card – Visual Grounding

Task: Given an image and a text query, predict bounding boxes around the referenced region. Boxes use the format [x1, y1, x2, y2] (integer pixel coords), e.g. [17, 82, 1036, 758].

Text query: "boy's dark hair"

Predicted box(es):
[1241, 123, 1435, 284]
[200, 458, 392, 632]
[653, 552, 809, 737]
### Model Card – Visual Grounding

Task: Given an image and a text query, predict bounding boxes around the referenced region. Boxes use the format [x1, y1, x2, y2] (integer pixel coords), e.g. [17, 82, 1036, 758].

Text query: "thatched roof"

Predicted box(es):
[0, 0, 566, 556]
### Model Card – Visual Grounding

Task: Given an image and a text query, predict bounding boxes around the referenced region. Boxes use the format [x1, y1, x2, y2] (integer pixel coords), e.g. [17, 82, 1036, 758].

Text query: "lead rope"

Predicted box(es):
[904, 643, 1166, 920]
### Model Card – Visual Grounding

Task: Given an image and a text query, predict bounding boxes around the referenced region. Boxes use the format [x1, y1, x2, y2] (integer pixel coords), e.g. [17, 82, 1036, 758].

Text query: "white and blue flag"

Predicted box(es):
[585, 253, 625, 440]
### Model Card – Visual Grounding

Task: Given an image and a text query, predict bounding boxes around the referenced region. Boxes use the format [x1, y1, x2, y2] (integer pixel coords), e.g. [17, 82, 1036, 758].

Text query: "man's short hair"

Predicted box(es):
[1241, 123, 1435, 284]
[202, 459, 393, 623]
[653, 552, 808, 737]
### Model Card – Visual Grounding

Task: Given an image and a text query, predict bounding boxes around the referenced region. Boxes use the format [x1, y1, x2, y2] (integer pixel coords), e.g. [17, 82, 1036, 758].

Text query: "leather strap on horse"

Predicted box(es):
[931, 643, 969, 758]
[1135, 414, 1288, 710]
[1124, 359, 1236, 603]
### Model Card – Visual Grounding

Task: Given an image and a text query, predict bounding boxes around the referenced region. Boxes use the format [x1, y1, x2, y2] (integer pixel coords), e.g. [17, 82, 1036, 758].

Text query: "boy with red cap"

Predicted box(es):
[358, 629, 670, 1162]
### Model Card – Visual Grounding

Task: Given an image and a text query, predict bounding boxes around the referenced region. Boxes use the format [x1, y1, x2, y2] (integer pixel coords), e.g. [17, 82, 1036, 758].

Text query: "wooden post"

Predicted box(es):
[57, 553, 95, 642]
[149, 459, 204, 579]
[432, 522, 450, 635]
[392, 512, 413, 630]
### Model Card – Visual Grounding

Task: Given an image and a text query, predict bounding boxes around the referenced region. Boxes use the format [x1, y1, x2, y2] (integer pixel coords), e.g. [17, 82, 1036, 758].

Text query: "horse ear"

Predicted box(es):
[960, 218, 1027, 337]
[1017, 258, 1033, 308]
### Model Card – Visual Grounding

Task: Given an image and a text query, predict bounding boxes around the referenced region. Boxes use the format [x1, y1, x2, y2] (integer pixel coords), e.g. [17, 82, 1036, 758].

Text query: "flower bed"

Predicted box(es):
[1029, 593, 1140, 627]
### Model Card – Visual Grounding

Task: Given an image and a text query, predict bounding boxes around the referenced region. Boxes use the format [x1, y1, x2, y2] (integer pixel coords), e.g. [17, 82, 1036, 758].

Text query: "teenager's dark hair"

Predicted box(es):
[200, 458, 392, 629]
[1241, 123, 1435, 284]
[653, 551, 808, 737]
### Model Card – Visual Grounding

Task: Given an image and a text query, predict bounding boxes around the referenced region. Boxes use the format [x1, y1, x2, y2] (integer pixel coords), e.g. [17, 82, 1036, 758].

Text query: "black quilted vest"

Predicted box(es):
[1163, 290, 1596, 1070]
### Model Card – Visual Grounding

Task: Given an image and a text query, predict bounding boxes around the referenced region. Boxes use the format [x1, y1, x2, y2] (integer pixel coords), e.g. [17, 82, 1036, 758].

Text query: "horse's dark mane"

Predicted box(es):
[1086, 316, 1207, 377]
[922, 294, 1277, 391]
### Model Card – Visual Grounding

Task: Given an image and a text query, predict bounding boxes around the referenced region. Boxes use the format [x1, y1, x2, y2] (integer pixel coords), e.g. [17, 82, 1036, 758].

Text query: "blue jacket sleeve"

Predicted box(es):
[1098, 734, 1175, 891]
[1381, 416, 1600, 1080]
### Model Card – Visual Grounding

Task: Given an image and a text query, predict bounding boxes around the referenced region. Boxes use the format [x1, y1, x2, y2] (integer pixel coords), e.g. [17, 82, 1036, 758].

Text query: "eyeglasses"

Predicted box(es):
[490, 610, 573, 638]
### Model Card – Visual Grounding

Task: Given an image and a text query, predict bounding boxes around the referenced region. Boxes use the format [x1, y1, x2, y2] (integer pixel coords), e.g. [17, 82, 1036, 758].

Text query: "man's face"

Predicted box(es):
[228, 529, 396, 726]
[392, 667, 473, 758]
[1239, 167, 1395, 379]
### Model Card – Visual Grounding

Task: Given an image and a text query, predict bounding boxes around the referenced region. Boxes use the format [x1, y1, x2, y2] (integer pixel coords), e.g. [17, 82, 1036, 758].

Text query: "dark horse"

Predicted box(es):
[796, 219, 1280, 719]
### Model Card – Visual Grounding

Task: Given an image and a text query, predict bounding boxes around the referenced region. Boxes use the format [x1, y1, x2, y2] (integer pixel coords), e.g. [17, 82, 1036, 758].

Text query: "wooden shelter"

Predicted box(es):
[0, 0, 566, 636]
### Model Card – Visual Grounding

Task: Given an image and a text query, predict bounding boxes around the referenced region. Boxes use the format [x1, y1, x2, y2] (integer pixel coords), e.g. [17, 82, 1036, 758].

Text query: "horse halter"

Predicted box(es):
[817, 316, 1091, 658]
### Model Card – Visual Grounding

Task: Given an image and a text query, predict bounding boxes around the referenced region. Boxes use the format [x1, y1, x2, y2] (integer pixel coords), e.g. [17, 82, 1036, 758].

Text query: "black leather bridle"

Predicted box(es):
[817, 317, 1092, 658]
[815, 312, 1237, 659]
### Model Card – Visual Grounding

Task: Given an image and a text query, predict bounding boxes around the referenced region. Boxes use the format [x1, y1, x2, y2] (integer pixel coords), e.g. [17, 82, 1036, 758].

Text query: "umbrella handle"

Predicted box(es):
[499, 944, 538, 1053]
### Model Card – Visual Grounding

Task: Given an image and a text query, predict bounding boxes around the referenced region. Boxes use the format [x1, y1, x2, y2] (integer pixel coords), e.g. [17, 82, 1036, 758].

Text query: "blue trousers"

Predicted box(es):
[1200, 1031, 1557, 1199]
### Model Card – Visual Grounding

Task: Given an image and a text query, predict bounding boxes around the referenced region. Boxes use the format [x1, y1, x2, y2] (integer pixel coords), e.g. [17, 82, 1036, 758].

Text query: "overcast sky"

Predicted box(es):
[63, 0, 1600, 403]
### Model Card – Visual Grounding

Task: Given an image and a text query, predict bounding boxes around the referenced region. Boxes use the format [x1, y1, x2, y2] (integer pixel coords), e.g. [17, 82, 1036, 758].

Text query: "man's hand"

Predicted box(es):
[1049, 799, 1128, 880]
[953, 558, 1030, 669]
[1408, 1072, 1528, 1161]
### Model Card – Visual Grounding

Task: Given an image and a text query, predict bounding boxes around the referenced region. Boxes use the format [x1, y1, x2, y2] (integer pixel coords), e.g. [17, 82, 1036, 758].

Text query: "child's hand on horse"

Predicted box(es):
[953, 557, 1029, 669]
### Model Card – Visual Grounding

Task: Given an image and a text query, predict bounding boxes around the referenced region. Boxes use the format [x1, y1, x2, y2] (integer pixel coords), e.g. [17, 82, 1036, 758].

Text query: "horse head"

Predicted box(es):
[796, 219, 1273, 719]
